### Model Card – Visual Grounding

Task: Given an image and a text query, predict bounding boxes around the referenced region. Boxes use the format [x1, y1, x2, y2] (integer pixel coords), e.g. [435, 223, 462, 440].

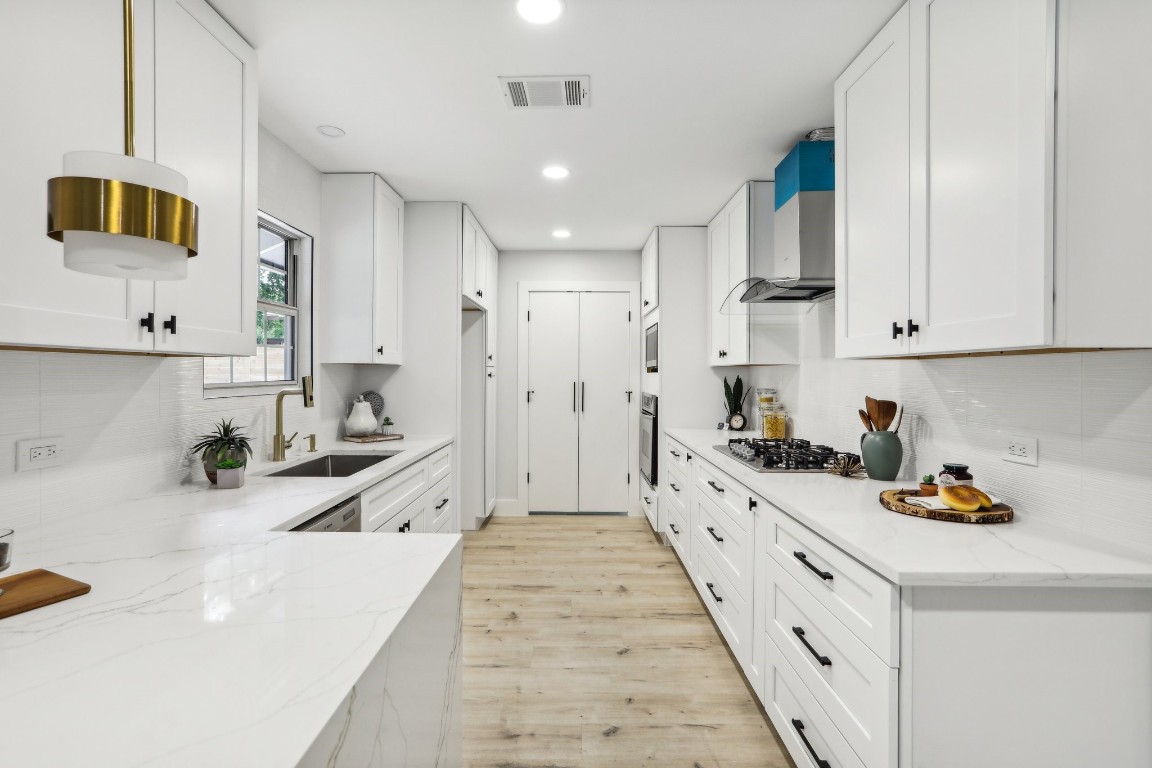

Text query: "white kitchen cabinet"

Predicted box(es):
[485, 365, 497, 516]
[321, 173, 404, 364]
[641, 228, 659, 316]
[708, 182, 798, 366]
[0, 0, 256, 356]
[461, 206, 492, 310]
[363, 447, 455, 533]
[838, 0, 1149, 357]
[834, 4, 912, 358]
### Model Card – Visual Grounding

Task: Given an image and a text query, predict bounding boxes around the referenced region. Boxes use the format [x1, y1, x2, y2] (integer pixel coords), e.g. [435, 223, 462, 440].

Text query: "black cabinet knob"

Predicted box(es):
[162, 315, 177, 335]
[140, 313, 155, 333]
[892, 321, 904, 340]
[377, 346, 384, 355]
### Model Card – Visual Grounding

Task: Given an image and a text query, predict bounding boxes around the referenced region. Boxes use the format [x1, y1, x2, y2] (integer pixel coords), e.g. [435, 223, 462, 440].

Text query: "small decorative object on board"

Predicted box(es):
[381, 416, 395, 436]
[345, 396, 378, 437]
[859, 395, 903, 481]
[920, 474, 938, 496]
[827, 454, 867, 479]
[723, 375, 749, 431]
[191, 419, 253, 485]
[214, 458, 245, 489]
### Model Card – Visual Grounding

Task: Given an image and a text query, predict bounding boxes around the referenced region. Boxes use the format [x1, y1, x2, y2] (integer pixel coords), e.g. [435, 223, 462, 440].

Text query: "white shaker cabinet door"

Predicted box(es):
[153, 0, 257, 356]
[372, 176, 404, 363]
[708, 215, 731, 366]
[0, 0, 155, 352]
[527, 292, 581, 513]
[577, 292, 631, 514]
[908, 0, 1055, 353]
[641, 228, 658, 316]
[725, 188, 750, 365]
[835, 4, 912, 358]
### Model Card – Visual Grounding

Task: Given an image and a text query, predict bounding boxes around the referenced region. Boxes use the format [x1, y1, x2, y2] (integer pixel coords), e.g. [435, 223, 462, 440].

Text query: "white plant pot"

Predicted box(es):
[216, 467, 245, 489]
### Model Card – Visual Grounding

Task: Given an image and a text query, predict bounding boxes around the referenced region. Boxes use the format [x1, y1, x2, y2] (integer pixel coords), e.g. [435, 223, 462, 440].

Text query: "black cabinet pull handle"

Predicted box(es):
[436, 498, 449, 510]
[644, 497, 650, 504]
[581, 382, 585, 412]
[749, 498, 758, 512]
[892, 321, 904, 340]
[687, 453, 692, 462]
[527, 390, 534, 403]
[399, 520, 409, 533]
[669, 523, 679, 535]
[670, 450, 681, 458]
[791, 719, 831, 768]
[707, 480, 724, 494]
[140, 312, 155, 333]
[377, 346, 384, 355]
[573, 382, 576, 412]
[162, 315, 177, 335]
[706, 582, 723, 603]
[476, 289, 482, 298]
[707, 526, 724, 543]
[488, 372, 494, 378]
[907, 318, 920, 337]
[794, 551, 834, 581]
[670, 483, 680, 492]
[792, 626, 832, 667]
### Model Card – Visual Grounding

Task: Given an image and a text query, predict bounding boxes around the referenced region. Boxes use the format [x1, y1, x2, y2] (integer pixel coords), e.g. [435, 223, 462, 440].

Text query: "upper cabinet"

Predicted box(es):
[708, 182, 799, 367]
[837, 0, 1151, 357]
[641, 228, 659, 316]
[321, 173, 405, 365]
[0, 0, 256, 357]
[462, 206, 493, 311]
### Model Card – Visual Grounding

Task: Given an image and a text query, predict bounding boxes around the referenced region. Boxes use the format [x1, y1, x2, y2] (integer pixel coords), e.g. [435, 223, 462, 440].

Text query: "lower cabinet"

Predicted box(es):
[362, 446, 456, 534]
[640, 478, 658, 530]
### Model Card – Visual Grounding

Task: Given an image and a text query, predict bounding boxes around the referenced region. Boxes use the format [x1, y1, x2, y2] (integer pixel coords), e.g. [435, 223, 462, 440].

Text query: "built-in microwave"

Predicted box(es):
[645, 323, 658, 373]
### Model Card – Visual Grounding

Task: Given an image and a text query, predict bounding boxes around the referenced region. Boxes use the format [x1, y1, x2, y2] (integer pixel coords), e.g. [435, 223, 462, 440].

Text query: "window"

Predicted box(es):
[204, 214, 311, 393]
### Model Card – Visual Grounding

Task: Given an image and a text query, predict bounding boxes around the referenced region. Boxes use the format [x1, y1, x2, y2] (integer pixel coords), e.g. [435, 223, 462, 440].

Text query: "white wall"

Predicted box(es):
[0, 127, 364, 532]
[495, 250, 642, 504]
[748, 300, 1152, 555]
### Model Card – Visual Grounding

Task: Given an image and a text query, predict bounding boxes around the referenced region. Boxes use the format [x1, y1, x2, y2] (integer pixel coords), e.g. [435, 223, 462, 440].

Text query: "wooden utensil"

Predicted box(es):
[874, 400, 899, 431]
[865, 396, 882, 430]
[0, 569, 91, 620]
[858, 409, 874, 431]
[892, 405, 904, 434]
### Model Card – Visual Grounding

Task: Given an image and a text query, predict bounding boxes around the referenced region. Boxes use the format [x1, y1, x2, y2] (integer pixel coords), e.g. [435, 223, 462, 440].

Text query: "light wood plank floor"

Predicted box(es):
[462, 515, 794, 768]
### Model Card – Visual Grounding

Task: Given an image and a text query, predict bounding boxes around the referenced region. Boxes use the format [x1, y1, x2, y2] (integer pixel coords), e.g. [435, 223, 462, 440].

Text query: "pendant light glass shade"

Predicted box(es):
[49, 151, 197, 281]
[45, 0, 198, 281]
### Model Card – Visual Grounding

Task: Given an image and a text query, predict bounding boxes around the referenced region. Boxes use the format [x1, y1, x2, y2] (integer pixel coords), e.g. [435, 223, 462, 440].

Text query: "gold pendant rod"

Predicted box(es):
[123, 0, 135, 157]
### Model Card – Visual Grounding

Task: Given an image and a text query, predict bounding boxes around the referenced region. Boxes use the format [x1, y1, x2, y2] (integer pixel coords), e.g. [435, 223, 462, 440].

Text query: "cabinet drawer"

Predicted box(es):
[665, 437, 690, 475]
[694, 545, 751, 667]
[427, 446, 452, 486]
[765, 636, 867, 768]
[426, 476, 453, 533]
[666, 465, 690, 508]
[768, 558, 897, 768]
[767, 506, 899, 665]
[363, 460, 428, 530]
[664, 489, 689, 565]
[641, 481, 659, 530]
[694, 457, 755, 531]
[693, 493, 753, 599]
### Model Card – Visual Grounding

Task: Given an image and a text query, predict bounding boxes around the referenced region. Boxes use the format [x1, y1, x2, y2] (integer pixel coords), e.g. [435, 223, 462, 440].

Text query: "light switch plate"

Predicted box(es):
[1002, 436, 1038, 467]
[16, 437, 66, 471]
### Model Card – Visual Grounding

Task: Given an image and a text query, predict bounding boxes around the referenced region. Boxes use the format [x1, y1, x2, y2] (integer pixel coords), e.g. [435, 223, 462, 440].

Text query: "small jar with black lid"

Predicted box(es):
[939, 463, 973, 487]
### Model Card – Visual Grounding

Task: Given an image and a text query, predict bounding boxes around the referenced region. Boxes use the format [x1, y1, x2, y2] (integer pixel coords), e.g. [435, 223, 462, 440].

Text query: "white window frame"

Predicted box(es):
[204, 211, 314, 399]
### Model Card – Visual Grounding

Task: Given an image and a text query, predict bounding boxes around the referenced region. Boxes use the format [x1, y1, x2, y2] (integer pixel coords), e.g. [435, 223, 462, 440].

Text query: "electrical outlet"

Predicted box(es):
[1003, 436, 1038, 467]
[16, 437, 66, 471]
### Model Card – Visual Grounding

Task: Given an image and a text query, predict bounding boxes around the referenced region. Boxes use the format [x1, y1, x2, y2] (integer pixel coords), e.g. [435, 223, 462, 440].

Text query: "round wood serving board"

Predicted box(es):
[879, 489, 1014, 524]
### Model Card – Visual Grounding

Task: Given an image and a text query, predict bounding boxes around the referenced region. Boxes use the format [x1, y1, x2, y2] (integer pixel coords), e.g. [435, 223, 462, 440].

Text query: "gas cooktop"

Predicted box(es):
[713, 438, 854, 473]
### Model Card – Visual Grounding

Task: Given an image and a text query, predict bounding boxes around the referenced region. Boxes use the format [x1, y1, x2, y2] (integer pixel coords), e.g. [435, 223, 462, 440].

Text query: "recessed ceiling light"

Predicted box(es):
[316, 125, 346, 138]
[517, 0, 565, 24]
[542, 165, 570, 180]
[552, 229, 571, 239]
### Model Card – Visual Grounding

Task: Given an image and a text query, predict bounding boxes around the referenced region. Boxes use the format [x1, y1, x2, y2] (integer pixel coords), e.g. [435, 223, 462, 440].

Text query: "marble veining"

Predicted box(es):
[0, 436, 461, 767]
[669, 428, 1152, 588]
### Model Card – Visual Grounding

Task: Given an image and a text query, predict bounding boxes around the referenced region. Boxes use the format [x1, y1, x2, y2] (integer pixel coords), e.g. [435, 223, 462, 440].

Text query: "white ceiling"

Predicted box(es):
[209, 0, 903, 251]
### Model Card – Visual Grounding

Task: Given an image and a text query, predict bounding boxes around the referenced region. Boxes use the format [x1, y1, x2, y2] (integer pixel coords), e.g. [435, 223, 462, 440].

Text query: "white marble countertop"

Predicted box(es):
[668, 429, 1152, 588]
[0, 435, 459, 767]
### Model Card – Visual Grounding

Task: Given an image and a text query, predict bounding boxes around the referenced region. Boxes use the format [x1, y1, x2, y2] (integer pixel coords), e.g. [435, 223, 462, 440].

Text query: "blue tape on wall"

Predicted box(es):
[775, 141, 835, 210]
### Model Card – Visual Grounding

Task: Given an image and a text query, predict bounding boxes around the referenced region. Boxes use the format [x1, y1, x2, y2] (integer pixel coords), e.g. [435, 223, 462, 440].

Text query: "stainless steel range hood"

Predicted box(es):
[741, 138, 835, 304]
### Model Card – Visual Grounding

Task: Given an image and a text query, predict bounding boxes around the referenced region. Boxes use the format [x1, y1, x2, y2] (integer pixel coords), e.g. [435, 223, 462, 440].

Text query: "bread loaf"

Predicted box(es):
[939, 485, 983, 512]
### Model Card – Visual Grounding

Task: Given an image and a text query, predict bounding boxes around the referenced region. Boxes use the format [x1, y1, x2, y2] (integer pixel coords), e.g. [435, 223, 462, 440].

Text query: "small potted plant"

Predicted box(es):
[381, 416, 395, 437]
[920, 474, 938, 497]
[191, 419, 253, 484]
[214, 458, 246, 489]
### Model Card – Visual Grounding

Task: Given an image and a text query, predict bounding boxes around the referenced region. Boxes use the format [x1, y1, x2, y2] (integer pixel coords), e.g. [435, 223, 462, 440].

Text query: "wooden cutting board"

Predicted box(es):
[342, 433, 404, 443]
[0, 569, 92, 620]
[880, 489, 1014, 524]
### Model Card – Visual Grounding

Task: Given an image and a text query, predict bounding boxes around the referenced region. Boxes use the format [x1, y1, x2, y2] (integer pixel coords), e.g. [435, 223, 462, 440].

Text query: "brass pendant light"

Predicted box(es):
[46, 0, 198, 281]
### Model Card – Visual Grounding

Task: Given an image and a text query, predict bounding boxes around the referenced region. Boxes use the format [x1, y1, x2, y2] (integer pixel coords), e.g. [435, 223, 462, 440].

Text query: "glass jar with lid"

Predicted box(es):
[755, 387, 778, 407]
[939, 463, 973, 486]
[760, 403, 787, 440]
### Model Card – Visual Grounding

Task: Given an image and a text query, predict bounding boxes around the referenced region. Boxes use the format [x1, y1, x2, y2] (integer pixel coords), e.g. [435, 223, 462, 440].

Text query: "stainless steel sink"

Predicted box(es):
[267, 453, 398, 478]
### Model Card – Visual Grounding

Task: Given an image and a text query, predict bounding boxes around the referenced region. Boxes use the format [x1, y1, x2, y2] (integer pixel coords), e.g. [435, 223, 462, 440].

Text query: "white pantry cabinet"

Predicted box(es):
[708, 182, 799, 367]
[837, 0, 1152, 357]
[641, 228, 659, 316]
[0, 0, 256, 356]
[462, 206, 493, 311]
[321, 173, 404, 364]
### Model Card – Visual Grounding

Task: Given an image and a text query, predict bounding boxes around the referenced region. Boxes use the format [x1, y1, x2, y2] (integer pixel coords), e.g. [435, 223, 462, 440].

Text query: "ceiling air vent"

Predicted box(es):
[499, 76, 590, 109]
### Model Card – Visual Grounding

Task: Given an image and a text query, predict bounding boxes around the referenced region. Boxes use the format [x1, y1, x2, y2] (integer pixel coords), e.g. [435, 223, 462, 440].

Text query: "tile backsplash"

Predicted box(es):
[750, 300, 1152, 555]
[0, 350, 357, 532]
